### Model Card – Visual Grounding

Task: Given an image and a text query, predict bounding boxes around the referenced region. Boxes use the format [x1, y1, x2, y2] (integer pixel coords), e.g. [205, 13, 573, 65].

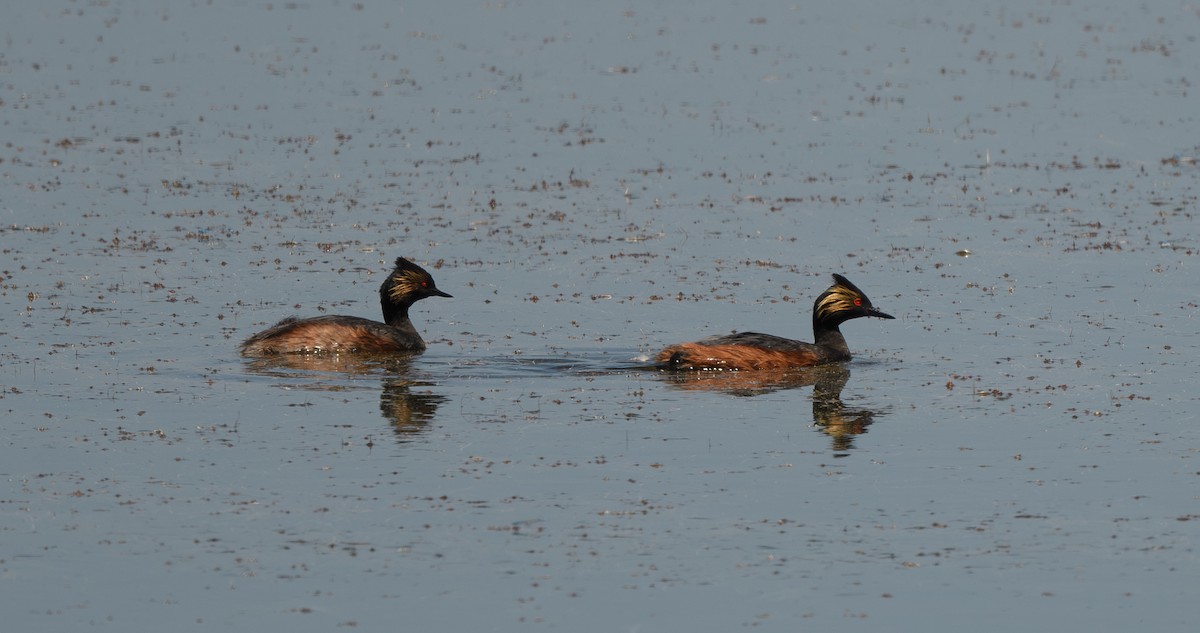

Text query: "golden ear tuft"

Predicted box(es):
[815, 284, 864, 321]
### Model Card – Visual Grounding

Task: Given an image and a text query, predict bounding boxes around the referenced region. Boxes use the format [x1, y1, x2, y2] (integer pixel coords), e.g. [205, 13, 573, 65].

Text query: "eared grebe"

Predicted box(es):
[657, 274, 893, 370]
[239, 257, 451, 356]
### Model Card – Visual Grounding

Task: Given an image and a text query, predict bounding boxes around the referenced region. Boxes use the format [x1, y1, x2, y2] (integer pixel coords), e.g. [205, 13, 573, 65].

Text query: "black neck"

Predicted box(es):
[381, 294, 415, 327]
[813, 324, 851, 362]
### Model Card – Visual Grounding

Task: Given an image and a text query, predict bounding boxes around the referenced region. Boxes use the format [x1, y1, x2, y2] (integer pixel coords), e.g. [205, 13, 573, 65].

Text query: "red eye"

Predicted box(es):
[853, 298, 862, 307]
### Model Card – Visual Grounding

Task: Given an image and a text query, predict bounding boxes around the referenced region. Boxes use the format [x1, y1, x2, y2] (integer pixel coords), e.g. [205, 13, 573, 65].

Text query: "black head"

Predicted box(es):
[813, 274, 894, 329]
[380, 257, 451, 321]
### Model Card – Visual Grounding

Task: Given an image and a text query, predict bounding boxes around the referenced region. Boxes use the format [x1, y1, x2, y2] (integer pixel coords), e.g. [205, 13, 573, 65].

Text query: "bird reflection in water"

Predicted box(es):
[660, 364, 885, 453]
[378, 378, 447, 439]
[242, 353, 446, 442]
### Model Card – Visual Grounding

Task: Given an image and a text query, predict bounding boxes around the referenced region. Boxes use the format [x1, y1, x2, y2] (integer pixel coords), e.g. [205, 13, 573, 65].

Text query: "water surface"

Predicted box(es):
[2, 1, 1198, 631]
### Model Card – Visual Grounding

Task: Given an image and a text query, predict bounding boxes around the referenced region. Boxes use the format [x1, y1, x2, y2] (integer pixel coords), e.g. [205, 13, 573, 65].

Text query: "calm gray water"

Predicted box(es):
[3, 1, 1198, 631]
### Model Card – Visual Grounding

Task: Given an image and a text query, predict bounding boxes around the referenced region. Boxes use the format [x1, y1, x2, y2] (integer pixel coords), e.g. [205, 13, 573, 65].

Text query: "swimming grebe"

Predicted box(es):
[658, 273, 893, 370]
[239, 257, 451, 356]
